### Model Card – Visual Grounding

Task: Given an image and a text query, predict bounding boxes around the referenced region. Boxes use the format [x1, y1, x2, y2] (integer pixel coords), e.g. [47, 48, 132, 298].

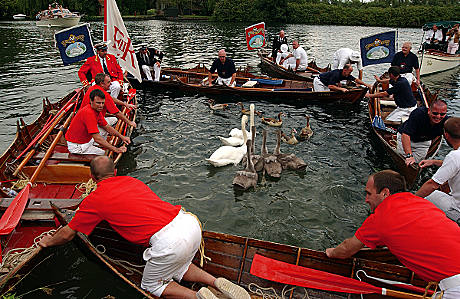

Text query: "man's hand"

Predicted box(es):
[373, 75, 382, 83]
[419, 159, 434, 168]
[155, 61, 161, 67]
[340, 87, 348, 93]
[121, 136, 131, 145]
[365, 84, 372, 90]
[128, 120, 137, 128]
[38, 234, 54, 248]
[125, 103, 137, 110]
[325, 248, 335, 257]
[405, 156, 415, 166]
[116, 145, 127, 153]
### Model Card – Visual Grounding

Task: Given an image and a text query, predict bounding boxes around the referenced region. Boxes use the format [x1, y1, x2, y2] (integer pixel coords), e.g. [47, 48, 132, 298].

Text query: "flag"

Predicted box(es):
[104, 0, 142, 82]
[55, 24, 95, 66]
[359, 31, 396, 67]
[245, 22, 266, 51]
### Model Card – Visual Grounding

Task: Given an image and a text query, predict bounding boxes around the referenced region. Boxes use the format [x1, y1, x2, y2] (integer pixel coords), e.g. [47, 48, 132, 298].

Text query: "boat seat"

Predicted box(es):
[380, 100, 397, 107]
[241, 81, 258, 88]
[33, 152, 98, 162]
[249, 78, 284, 85]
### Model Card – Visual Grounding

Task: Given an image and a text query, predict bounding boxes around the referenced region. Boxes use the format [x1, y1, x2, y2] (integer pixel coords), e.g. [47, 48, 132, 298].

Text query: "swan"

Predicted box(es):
[262, 112, 284, 127]
[262, 129, 282, 178]
[298, 115, 313, 140]
[281, 128, 299, 145]
[236, 102, 263, 116]
[208, 99, 228, 110]
[220, 104, 256, 146]
[233, 139, 258, 190]
[275, 130, 307, 171]
[207, 115, 248, 167]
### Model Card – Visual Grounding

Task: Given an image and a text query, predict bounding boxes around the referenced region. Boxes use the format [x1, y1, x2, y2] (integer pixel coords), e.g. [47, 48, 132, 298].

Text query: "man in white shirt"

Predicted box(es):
[416, 117, 460, 224]
[332, 48, 363, 80]
[425, 24, 444, 48]
[280, 40, 308, 72]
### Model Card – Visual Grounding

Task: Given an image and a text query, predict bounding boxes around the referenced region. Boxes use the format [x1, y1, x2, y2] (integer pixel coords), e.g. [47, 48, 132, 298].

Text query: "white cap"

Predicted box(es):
[350, 51, 361, 61]
[280, 44, 288, 53]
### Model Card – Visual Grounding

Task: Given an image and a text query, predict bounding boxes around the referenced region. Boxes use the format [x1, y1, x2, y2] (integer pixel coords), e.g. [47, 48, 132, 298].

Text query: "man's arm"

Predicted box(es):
[114, 111, 136, 128]
[416, 179, 440, 198]
[358, 69, 363, 81]
[112, 97, 137, 110]
[102, 125, 131, 145]
[229, 72, 236, 86]
[415, 68, 421, 87]
[325, 236, 365, 259]
[78, 60, 92, 86]
[92, 133, 127, 153]
[208, 71, 213, 86]
[401, 133, 415, 166]
[39, 225, 76, 247]
[354, 78, 372, 90]
[295, 58, 300, 71]
[365, 90, 389, 99]
[328, 84, 348, 92]
[419, 159, 443, 169]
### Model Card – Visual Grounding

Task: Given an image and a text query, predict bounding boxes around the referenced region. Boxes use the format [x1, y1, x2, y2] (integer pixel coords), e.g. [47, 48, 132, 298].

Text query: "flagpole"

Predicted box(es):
[104, 0, 107, 41]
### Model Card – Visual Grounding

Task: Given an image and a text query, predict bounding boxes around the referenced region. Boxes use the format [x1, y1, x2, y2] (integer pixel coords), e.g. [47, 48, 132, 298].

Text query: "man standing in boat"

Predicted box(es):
[416, 117, 460, 224]
[78, 42, 124, 99]
[83, 73, 136, 134]
[65, 89, 130, 155]
[396, 99, 448, 166]
[279, 40, 308, 72]
[136, 44, 163, 82]
[366, 66, 417, 123]
[331, 48, 364, 80]
[424, 24, 444, 50]
[446, 23, 460, 54]
[271, 30, 288, 63]
[39, 156, 251, 299]
[313, 64, 371, 92]
[207, 49, 236, 87]
[326, 170, 460, 299]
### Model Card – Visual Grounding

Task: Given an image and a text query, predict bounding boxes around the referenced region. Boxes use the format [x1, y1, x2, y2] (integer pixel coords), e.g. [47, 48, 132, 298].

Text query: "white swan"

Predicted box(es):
[219, 104, 256, 146]
[207, 115, 248, 167]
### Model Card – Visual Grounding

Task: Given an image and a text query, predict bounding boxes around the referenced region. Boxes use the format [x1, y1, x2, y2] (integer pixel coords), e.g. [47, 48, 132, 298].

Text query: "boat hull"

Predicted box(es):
[13, 14, 26, 20]
[36, 16, 80, 27]
[418, 50, 460, 76]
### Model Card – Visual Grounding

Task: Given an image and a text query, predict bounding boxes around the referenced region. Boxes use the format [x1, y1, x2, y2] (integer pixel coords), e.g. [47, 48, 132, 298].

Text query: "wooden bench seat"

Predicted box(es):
[33, 152, 98, 162]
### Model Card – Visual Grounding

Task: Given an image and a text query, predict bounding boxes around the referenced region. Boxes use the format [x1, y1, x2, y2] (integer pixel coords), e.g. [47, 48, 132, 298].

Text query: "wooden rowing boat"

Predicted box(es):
[368, 80, 441, 189]
[0, 87, 137, 293]
[47, 205, 431, 299]
[257, 49, 330, 82]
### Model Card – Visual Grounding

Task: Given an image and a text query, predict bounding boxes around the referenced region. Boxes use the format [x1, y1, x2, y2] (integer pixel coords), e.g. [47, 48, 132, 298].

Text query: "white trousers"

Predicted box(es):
[396, 132, 432, 163]
[282, 57, 306, 71]
[400, 72, 415, 84]
[385, 105, 417, 122]
[447, 42, 459, 54]
[313, 77, 329, 92]
[426, 191, 460, 224]
[217, 76, 235, 87]
[432, 274, 460, 299]
[109, 80, 121, 99]
[141, 64, 161, 81]
[141, 211, 202, 297]
[98, 116, 118, 139]
[67, 140, 105, 155]
[276, 52, 289, 65]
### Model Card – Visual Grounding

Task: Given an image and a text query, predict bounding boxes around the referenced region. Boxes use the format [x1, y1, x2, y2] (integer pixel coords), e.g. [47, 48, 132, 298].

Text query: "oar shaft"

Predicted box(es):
[385, 289, 424, 299]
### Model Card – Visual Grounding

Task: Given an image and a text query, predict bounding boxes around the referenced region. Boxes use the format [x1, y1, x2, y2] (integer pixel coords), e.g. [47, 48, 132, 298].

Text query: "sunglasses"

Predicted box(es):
[432, 112, 446, 116]
[218, 56, 225, 58]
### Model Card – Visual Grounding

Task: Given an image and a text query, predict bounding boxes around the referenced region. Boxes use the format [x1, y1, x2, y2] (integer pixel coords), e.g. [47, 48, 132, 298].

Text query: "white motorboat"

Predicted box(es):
[418, 21, 460, 76]
[13, 14, 26, 20]
[36, 3, 80, 28]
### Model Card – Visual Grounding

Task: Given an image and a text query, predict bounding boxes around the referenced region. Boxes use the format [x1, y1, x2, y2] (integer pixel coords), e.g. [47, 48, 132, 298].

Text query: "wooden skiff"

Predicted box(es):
[0, 87, 137, 292]
[368, 81, 441, 189]
[47, 205, 432, 299]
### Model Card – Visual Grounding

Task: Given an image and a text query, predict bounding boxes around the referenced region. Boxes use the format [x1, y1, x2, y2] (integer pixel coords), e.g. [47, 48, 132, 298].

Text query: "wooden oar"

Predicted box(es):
[0, 111, 75, 261]
[250, 254, 425, 299]
[13, 100, 76, 177]
[418, 85, 429, 108]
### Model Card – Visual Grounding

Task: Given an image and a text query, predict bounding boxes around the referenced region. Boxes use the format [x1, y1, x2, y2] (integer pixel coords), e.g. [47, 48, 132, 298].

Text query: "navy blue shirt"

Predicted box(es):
[398, 106, 449, 142]
[318, 69, 355, 86]
[387, 77, 416, 108]
[210, 58, 236, 79]
[391, 51, 419, 74]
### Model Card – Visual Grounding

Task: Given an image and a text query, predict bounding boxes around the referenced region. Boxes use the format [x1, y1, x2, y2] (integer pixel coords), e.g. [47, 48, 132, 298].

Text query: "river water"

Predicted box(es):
[0, 20, 459, 298]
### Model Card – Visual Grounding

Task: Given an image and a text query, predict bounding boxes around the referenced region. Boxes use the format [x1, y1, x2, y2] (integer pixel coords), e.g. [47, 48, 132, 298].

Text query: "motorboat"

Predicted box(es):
[35, 3, 81, 28]
[13, 14, 26, 20]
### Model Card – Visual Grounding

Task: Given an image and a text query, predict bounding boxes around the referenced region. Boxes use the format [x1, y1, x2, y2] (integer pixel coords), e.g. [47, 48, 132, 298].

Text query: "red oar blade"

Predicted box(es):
[0, 184, 30, 235]
[250, 254, 381, 295]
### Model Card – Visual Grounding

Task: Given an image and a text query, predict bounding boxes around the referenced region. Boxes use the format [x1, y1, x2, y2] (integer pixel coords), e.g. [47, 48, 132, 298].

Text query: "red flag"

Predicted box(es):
[245, 22, 266, 51]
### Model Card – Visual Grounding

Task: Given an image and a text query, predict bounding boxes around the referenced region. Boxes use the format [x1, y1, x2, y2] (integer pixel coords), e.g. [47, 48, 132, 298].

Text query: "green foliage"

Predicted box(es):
[147, 8, 156, 15]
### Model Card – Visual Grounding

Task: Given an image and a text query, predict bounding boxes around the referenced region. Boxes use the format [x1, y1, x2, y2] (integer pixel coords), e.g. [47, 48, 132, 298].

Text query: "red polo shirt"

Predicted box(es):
[82, 85, 120, 117]
[68, 176, 181, 246]
[65, 104, 108, 144]
[355, 192, 460, 282]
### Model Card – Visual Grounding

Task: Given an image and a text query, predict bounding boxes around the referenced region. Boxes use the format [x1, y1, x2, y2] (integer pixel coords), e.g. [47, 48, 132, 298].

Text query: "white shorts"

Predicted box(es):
[385, 105, 417, 122]
[67, 140, 105, 155]
[141, 211, 202, 297]
[396, 133, 433, 163]
[313, 77, 329, 92]
[426, 191, 460, 224]
[432, 274, 460, 299]
[217, 77, 235, 87]
[109, 80, 121, 99]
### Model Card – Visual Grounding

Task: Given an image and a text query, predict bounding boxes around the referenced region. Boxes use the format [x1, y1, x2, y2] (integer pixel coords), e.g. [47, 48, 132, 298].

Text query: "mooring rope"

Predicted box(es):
[76, 178, 97, 199]
[93, 244, 144, 276]
[248, 283, 310, 299]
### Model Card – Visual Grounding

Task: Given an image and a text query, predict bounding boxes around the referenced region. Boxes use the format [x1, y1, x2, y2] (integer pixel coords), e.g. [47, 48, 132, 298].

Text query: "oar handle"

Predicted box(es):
[29, 111, 75, 184]
[385, 289, 425, 299]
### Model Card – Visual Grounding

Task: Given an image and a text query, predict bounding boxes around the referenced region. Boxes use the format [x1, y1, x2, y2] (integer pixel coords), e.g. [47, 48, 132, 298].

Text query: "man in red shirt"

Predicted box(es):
[78, 42, 124, 99]
[326, 170, 460, 298]
[83, 73, 136, 138]
[65, 89, 130, 155]
[39, 156, 251, 299]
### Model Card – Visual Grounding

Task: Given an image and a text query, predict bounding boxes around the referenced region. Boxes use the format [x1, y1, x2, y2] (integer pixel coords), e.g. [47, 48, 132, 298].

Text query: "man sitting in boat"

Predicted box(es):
[39, 156, 251, 299]
[313, 64, 371, 92]
[65, 89, 130, 155]
[78, 42, 124, 99]
[424, 24, 444, 50]
[271, 30, 288, 63]
[446, 23, 460, 54]
[136, 44, 163, 82]
[207, 49, 236, 87]
[366, 66, 417, 123]
[416, 117, 460, 224]
[331, 48, 363, 80]
[396, 99, 448, 166]
[326, 170, 460, 299]
[279, 40, 308, 72]
[83, 73, 136, 133]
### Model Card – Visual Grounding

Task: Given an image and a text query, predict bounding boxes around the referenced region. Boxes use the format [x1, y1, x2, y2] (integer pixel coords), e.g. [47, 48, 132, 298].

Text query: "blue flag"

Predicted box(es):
[55, 23, 95, 66]
[360, 31, 396, 67]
